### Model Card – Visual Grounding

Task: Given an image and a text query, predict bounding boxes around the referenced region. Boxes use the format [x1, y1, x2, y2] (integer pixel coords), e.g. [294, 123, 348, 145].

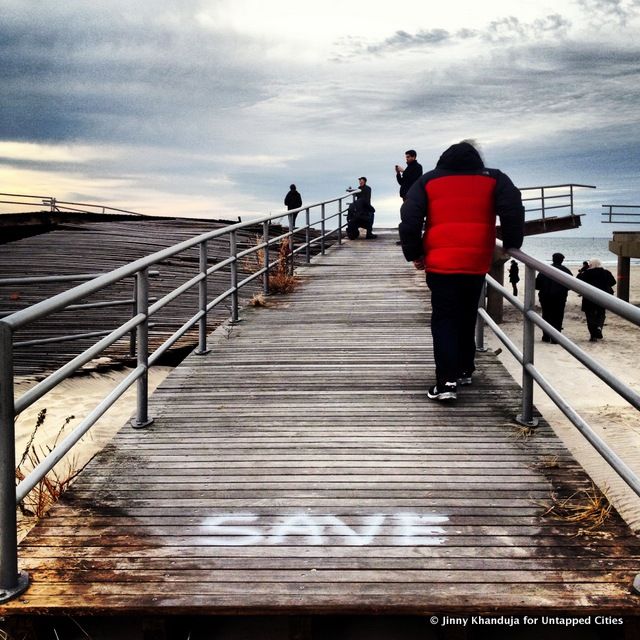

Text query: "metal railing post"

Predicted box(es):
[262, 221, 270, 295]
[475, 280, 488, 352]
[321, 203, 326, 255]
[230, 230, 240, 323]
[195, 241, 210, 355]
[540, 187, 546, 220]
[0, 322, 29, 602]
[517, 265, 539, 427]
[131, 269, 153, 429]
[338, 199, 343, 244]
[305, 208, 311, 264]
[569, 185, 574, 216]
[129, 279, 137, 358]
[288, 213, 295, 276]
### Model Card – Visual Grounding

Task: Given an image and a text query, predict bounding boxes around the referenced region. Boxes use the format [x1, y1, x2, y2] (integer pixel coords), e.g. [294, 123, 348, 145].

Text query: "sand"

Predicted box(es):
[486, 265, 640, 530]
[14, 365, 172, 537]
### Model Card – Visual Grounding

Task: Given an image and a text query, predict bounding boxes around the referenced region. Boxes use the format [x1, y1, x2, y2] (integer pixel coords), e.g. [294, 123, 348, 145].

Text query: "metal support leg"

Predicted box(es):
[195, 241, 210, 355]
[288, 213, 295, 276]
[230, 230, 240, 323]
[475, 280, 488, 352]
[517, 265, 539, 427]
[0, 323, 29, 602]
[131, 269, 153, 429]
[305, 208, 311, 264]
[263, 221, 270, 296]
[321, 203, 326, 255]
[129, 278, 137, 358]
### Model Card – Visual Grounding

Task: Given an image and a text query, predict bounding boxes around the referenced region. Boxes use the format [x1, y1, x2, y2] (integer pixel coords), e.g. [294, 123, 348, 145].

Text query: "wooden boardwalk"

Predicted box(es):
[4, 232, 640, 616]
[0, 216, 319, 375]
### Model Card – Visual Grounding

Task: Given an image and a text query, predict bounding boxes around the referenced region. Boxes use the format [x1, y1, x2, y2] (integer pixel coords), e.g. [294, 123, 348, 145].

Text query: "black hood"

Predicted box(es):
[436, 142, 484, 171]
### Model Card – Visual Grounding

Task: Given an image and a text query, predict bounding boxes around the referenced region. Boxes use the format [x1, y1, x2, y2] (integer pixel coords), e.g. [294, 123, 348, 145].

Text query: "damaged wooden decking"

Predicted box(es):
[3, 232, 640, 616]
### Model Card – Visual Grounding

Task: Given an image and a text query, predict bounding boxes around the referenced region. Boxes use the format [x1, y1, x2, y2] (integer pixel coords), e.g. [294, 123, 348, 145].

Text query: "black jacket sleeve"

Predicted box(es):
[357, 185, 372, 210]
[398, 175, 428, 261]
[493, 171, 524, 250]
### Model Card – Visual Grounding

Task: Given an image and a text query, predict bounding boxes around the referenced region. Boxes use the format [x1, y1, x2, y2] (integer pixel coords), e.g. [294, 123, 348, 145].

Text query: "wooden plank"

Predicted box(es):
[4, 231, 640, 617]
[0, 217, 323, 374]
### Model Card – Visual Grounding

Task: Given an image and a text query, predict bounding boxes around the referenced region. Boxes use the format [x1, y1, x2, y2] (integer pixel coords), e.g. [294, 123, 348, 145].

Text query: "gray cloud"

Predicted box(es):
[577, 0, 640, 26]
[1, 2, 638, 233]
[332, 14, 571, 59]
[483, 14, 571, 42]
[0, 3, 281, 147]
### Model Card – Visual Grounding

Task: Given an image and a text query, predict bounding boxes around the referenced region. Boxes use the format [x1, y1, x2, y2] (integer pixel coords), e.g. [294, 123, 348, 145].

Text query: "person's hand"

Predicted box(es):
[413, 258, 425, 271]
[395, 165, 403, 173]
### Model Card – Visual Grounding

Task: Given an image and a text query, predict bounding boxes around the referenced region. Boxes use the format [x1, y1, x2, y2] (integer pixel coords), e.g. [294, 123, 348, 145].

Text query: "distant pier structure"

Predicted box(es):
[602, 204, 640, 302]
[609, 231, 640, 302]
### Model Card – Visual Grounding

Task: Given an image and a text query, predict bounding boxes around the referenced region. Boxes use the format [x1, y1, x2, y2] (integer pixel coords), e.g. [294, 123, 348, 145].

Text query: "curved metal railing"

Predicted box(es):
[601, 204, 640, 224]
[0, 191, 356, 601]
[477, 245, 640, 499]
[0, 192, 144, 216]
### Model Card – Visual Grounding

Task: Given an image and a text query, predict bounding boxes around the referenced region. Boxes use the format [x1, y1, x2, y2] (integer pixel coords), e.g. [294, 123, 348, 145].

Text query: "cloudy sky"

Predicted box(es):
[1, 0, 639, 234]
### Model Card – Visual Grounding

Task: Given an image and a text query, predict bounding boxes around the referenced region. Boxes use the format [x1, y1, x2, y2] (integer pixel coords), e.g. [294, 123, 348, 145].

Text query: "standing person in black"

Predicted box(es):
[395, 150, 423, 200]
[395, 150, 423, 245]
[577, 258, 617, 341]
[508, 259, 520, 296]
[284, 184, 302, 225]
[346, 177, 377, 239]
[535, 253, 572, 343]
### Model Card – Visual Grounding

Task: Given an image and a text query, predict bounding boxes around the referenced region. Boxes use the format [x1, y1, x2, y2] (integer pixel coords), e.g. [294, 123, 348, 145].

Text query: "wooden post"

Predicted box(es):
[487, 260, 505, 324]
[617, 255, 630, 302]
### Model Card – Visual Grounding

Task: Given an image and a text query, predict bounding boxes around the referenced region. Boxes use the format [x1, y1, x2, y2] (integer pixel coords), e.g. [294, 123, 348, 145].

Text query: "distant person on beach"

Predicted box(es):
[284, 184, 302, 225]
[577, 259, 616, 342]
[578, 260, 589, 275]
[399, 140, 524, 402]
[508, 260, 520, 296]
[535, 253, 572, 343]
[346, 177, 377, 240]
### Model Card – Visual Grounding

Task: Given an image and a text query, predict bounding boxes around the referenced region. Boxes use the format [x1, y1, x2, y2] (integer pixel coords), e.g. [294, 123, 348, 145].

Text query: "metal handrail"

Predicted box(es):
[601, 204, 640, 224]
[0, 190, 356, 601]
[0, 192, 144, 216]
[519, 184, 595, 220]
[477, 245, 640, 500]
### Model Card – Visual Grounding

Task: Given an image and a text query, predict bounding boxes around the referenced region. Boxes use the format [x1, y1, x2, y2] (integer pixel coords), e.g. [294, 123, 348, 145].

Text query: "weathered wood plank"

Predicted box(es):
[5, 232, 640, 617]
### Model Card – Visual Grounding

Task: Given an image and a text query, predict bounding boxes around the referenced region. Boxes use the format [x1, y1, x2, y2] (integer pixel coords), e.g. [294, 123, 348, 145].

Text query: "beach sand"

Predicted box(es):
[15, 365, 172, 538]
[486, 265, 640, 531]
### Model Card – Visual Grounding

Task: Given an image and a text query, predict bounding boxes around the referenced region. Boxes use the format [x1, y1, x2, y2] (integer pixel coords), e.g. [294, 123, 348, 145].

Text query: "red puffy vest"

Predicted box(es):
[423, 174, 497, 275]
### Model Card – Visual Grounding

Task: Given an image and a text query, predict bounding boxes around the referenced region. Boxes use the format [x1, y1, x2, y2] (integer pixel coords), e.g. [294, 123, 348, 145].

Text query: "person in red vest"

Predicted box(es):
[399, 140, 524, 401]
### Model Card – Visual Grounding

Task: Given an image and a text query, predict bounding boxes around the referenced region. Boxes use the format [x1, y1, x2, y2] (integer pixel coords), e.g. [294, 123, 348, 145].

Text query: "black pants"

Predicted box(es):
[585, 306, 606, 339]
[426, 272, 485, 386]
[539, 293, 567, 340]
[346, 213, 374, 239]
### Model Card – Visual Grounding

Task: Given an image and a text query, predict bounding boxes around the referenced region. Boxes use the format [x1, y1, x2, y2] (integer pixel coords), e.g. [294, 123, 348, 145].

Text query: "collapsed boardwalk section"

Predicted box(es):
[5, 233, 640, 614]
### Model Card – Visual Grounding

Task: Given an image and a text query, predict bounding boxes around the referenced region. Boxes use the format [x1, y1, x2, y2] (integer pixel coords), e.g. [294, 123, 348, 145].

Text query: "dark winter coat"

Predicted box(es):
[399, 142, 524, 275]
[397, 159, 423, 199]
[577, 267, 616, 312]
[535, 263, 573, 299]
[284, 188, 302, 210]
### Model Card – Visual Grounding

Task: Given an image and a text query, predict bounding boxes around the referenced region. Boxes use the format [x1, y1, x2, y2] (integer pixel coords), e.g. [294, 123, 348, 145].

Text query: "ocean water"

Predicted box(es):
[519, 236, 639, 267]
